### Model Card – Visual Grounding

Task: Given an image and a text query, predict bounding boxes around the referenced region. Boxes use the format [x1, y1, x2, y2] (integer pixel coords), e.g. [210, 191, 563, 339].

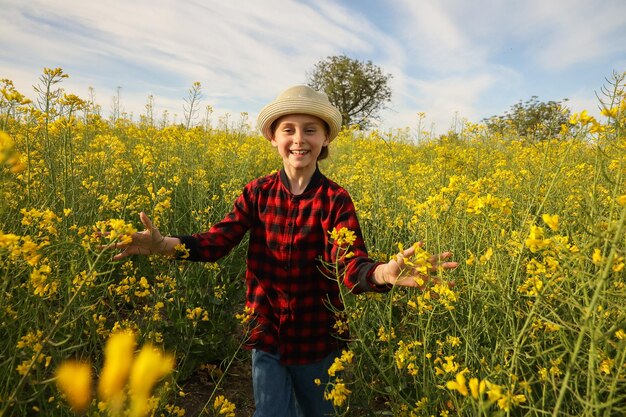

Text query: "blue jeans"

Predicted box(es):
[251, 349, 340, 417]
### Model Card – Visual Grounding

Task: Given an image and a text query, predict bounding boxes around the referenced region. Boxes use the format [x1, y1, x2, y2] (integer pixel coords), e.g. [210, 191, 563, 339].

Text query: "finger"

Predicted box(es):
[394, 275, 422, 288]
[402, 245, 416, 258]
[430, 251, 453, 263]
[111, 245, 144, 261]
[140, 211, 154, 231]
[111, 250, 128, 261]
[97, 241, 129, 251]
[439, 261, 459, 270]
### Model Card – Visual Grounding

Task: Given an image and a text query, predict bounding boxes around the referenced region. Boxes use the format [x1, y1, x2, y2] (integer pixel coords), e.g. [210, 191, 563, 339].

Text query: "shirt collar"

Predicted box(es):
[279, 166, 323, 196]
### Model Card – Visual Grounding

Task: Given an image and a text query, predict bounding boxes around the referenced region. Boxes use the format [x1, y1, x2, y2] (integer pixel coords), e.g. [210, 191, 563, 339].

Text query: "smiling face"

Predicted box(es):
[270, 114, 330, 179]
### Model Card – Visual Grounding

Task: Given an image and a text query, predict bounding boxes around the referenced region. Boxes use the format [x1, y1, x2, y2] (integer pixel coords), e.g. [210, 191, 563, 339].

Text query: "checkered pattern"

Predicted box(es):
[177, 168, 388, 365]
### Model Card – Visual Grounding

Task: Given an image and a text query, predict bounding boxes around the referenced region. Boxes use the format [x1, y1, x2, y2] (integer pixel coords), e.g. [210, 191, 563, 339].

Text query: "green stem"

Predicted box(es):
[0, 247, 109, 415]
[551, 203, 626, 416]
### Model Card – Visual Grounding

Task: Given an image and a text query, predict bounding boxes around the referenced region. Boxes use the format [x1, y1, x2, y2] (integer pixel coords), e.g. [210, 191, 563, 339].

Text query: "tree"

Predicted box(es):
[307, 55, 392, 129]
[484, 96, 571, 140]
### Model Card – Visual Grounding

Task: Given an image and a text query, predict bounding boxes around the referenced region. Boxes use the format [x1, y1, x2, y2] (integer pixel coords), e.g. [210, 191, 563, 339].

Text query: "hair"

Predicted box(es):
[270, 117, 330, 161]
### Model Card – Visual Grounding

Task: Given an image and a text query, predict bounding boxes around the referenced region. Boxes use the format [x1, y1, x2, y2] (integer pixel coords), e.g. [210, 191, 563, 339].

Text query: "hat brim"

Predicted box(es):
[257, 97, 342, 142]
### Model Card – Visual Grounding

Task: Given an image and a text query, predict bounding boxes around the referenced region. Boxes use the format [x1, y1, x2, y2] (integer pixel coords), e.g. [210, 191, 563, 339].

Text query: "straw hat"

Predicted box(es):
[257, 85, 343, 141]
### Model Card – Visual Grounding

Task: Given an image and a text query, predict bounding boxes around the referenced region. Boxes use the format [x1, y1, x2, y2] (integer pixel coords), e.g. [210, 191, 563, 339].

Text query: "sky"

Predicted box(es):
[1, 0, 625, 136]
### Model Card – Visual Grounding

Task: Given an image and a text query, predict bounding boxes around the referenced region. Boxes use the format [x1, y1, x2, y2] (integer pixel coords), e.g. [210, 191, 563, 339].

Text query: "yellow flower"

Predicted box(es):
[214, 395, 236, 417]
[434, 355, 459, 375]
[187, 306, 209, 322]
[446, 369, 469, 397]
[329, 227, 356, 248]
[324, 378, 352, 407]
[340, 349, 354, 364]
[95, 219, 137, 246]
[55, 360, 92, 413]
[0, 130, 14, 164]
[485, 380, 503, 403]
[617, 195, 626, 206]
[469, 377, 486, 400]
[525, 226, 551, 253]
[446, 335, 461, 347]
[377, 325, 396, 342]
[328, 357, 345, 377]
[592, 248, 603, 266]
[542, 213, 559, 231]
[478, 247, 493, 264]
[174, 243, 190, 259]
[129, 344, 175, 417]
[235, 306, 255, 325]
[599, 358, 613, 375]
[601, 106, 618, 118]
[98, 331, 136, 410]
[497, 393, 525, 411]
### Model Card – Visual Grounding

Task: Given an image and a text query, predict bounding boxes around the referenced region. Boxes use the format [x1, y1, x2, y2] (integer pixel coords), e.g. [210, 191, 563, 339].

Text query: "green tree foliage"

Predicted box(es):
[307, 55, 392, 129]
[484, 96, 571, 140]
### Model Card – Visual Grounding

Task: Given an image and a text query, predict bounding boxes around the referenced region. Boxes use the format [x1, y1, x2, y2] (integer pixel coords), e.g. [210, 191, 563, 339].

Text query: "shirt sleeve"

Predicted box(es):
[175, 183, 255, 262]
[329, 191, 392, 294]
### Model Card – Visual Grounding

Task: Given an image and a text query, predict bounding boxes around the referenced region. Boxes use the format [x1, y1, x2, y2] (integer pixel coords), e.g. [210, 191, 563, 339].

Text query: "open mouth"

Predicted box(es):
[290, 150, 309, 155]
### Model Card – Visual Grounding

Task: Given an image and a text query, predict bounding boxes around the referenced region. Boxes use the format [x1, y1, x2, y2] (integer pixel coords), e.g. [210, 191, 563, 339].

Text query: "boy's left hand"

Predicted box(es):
[373, 243, 458, 289]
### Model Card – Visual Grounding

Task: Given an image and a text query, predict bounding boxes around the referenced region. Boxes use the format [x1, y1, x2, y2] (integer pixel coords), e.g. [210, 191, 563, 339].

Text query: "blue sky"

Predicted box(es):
[1, 0, 625, 135]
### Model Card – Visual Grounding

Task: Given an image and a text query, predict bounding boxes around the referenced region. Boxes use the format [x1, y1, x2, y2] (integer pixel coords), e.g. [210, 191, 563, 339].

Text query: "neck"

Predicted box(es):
[283, 164, 317, 195]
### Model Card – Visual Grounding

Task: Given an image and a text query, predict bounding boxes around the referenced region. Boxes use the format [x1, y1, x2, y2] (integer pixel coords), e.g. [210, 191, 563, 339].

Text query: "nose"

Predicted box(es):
[292, 129, 304, 144]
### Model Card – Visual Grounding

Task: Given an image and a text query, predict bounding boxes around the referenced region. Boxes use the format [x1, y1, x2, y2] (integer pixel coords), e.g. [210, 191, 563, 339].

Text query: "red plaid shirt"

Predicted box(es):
[176, 168, 388, 365]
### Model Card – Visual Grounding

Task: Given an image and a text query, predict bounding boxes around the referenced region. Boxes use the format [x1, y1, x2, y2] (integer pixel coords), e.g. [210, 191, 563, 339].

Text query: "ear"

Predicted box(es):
[323, 135, 330, 146]
[270, 135, 278, 147]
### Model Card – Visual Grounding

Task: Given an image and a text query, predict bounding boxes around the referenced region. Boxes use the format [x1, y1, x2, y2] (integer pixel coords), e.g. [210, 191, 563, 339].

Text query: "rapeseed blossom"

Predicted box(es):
[327, 349, 354, 377]
[329, 227, 356, 248]
[469, 377, 487, 400]
[3, 70, 626, 416]
[99, 331, 136, 412]
[542, 214, 559, 231]
[235, 306, 255, 325]
[446, 368, 469, 397]
[525, 225, 551, 253]
[324, 378, 351, 407]
[55, 330, 174, 416]
[213, 395, 236, 416]
[0, 130, 24, 172]
[55, 361, 92, 413]
[186, 306, 210, 322]
[94, 219, 138, 246]
[128, 344, 175, 417]
[434, 355, 460, 375]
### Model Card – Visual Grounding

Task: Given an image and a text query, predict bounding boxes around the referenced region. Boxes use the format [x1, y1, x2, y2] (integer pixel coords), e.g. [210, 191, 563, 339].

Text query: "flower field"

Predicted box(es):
[1, 69, 625, 416]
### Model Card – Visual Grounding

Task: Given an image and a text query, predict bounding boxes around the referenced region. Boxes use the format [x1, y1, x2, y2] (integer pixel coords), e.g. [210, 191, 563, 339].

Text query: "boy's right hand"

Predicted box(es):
[103, 212, 179, 261]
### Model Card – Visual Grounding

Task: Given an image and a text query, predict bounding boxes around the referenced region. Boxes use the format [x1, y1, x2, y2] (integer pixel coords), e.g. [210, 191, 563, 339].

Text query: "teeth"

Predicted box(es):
[291, 150, 308, 155]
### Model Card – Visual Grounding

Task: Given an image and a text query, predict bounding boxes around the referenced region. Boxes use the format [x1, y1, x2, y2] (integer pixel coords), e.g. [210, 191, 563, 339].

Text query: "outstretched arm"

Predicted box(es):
[371, 242, 458, 288]
[103, 212, 181, 261]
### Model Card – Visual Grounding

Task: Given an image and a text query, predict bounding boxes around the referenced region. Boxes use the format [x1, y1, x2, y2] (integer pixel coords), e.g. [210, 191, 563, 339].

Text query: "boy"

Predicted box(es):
[108, 85, 458, 416]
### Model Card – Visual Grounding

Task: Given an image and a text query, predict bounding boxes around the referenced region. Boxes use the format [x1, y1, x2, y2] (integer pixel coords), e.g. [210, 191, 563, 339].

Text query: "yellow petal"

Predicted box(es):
[56, 360, 92, 413]
[98, 331, 136, 401]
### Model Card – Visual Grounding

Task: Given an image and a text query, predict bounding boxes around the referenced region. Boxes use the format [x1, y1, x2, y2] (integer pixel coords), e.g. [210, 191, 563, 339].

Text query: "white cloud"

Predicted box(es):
[391, 0, 490, 73]
[472, 0, 626, 71]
